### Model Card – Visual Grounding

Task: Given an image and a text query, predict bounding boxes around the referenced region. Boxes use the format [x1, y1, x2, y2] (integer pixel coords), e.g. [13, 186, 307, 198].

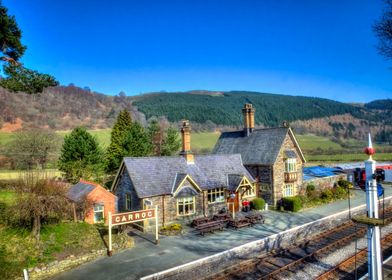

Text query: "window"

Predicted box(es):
[285, 158, 297, 172]
[283, 184, 294, 197]
[207, 188, 225, 203]
[125, 194, 131, 210]
[177, 196, 195, 216]
[242, 185, 256, 198]
[93, 204, 104, 223]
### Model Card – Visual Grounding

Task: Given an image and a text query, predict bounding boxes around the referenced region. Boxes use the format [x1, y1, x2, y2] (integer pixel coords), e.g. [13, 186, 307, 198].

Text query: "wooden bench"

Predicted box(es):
[195, 220, 224, 235]
[191, 217, 211, 227]
[228, 217, 252, 229]
[246, 212, 265, 225]
[212, 213, 231, 223]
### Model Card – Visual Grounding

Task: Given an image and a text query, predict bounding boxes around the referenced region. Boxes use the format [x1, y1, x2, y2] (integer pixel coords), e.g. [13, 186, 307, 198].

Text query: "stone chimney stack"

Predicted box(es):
[242, 103, 255, 136]
[180, 120, 194, 164]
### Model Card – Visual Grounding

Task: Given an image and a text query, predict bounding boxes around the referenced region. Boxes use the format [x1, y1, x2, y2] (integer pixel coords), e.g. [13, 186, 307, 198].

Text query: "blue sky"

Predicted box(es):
[4, 0, 392, 102]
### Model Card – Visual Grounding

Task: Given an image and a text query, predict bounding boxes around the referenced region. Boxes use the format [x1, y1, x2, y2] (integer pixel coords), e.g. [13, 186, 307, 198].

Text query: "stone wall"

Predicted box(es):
[28, 249, 107, 280]
[141, 196, 392, 280]
[115, 169, 141, 212]
[300, 174, 347, 195]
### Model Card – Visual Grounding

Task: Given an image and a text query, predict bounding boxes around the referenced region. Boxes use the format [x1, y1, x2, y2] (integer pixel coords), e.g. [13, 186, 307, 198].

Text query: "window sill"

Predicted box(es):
[207, 201, 225, 205]
[177, 212, 196, 217]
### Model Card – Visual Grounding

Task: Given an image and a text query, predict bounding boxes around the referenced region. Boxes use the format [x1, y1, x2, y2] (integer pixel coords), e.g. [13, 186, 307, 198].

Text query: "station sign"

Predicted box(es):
[111, 209, 155, 226]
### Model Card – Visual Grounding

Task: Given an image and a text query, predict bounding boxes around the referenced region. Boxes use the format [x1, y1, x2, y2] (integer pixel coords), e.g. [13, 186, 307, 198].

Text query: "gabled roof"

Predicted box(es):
[68, 181, 96, 202]
[68, 180, 116, 203]
[213, 127, 305, 165]
[112, 154, 254, 198]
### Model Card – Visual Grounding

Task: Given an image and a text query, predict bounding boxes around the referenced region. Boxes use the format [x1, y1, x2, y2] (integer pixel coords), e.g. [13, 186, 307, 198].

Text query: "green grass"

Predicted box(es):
[0, 221, 132, 278]
[0, 190, 16, 205]
[0, 131, 15, 146]
[191, 132, 221, 151]
[56, 128, 112, 148]
[296, 134, 342, 151]
[307, 153, 392, 162]
[0, 169, 62, 180]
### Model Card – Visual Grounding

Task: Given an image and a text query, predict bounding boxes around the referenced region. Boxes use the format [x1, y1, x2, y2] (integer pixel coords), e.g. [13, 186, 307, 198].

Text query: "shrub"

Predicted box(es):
[334, 185, 348, 199]
[170, 223, 182, 231]
[251, 198, 265, 210]
[282, 196, 302, 212]
[297, 195, 308, 204]
[306, 184, 318, 199]
[337, 179, 352, 189]
[306, 184, 315, 193]
[321, 189, 334, 201]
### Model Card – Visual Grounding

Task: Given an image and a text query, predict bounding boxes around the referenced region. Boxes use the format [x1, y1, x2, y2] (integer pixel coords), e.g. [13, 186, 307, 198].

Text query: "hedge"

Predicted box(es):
[282, 196, 303, 212]
[251, 198, 265, 210]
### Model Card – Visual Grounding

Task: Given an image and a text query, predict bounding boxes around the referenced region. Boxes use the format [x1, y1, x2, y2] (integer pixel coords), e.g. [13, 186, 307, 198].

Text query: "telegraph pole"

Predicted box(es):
[364, 133, 383, 279]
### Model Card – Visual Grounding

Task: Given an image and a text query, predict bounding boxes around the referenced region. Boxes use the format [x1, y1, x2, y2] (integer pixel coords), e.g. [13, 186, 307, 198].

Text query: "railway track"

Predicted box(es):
[315, 232, 392, 279]
[211, 207, 392, 280]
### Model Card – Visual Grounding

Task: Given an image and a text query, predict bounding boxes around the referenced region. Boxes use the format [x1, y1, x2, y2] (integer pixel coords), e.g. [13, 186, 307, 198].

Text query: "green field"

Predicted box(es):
[0, 169, 62, 180]
[1, 130, 391, 163]
[296, 134, 342, 150]
[56, 128, 112, 147]
[307, 153, 392, 162]
[0, 190, 16, 205]
[191, 132, 221, 151]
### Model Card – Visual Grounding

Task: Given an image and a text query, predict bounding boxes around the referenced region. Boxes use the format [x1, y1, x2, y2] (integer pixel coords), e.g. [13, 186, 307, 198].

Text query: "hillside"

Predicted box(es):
[0, 86, 143, 131]
[0, 86, 391, 143]
[133, 91, 361, 126]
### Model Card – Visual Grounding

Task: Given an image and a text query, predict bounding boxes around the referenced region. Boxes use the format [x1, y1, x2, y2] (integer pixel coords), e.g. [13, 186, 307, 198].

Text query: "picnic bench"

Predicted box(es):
[228, 217, 252, 229]
[212, 213, 231, 223]
[246, 212, 265, 225]
[195, 220, 225, 236]
[191, 216, 211, 227]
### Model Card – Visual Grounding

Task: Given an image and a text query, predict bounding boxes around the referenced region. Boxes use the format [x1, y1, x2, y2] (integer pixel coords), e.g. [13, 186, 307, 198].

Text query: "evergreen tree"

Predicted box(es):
[105, 110, 133, 173]
[0, 1, 58, 93]
[58, 127, 103, 183]
[123, 122, 153, 157]
[161, 127, 181, 156]
[147, 119, 163, 155]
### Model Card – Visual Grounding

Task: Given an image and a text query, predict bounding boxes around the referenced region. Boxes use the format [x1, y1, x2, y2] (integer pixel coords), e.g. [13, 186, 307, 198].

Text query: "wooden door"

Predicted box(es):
[227, 193, 239, 212]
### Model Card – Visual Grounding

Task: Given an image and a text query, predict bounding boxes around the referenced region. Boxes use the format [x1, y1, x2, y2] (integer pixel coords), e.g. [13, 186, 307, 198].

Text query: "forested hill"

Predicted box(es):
[0, 86, 390, 142]
[133, 91, 361, 127]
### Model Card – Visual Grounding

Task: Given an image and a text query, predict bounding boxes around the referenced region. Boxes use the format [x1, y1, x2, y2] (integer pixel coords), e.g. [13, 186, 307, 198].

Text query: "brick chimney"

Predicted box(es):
[180, 120, 194, 164]
[242, 103, 255, 136]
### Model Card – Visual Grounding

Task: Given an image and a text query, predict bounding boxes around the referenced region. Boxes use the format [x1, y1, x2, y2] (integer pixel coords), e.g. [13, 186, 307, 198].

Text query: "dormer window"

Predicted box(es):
[285, 158, 297, 173]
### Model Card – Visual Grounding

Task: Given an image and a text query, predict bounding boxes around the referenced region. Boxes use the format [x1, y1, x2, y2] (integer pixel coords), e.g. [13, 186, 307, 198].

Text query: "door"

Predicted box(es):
[227, 192, 239, 212]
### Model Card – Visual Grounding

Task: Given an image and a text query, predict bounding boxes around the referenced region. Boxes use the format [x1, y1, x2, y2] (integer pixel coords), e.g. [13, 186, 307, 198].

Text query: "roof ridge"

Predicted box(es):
[79, 179, 100, 188]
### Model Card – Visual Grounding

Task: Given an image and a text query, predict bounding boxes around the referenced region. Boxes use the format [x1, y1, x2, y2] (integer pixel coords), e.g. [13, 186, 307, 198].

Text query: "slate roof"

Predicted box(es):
[68, 181, 96, 202]
[118, 154, 254, 198]
[213, 127, 298, 165]
[227, 174, 243, 191]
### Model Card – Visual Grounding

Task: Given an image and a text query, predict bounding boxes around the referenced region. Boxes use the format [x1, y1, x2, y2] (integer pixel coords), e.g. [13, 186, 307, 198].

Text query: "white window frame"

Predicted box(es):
[283, 184, 294, 197]
[207, 188, 225, 204]
[285, 158, 297, 172]
[177, 196, 195, 216]
[93, 204, 104, 223]
[242, 184, 256, 198]
[125, 194, 131, 210]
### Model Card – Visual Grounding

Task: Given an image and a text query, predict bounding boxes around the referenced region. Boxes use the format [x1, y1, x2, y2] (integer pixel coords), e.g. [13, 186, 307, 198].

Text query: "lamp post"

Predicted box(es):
[364, 133, 382, 279]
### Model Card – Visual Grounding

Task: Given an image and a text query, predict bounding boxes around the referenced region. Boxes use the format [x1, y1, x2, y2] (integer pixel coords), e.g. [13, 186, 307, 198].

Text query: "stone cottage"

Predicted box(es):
[213, 104, 306, 206]
[111, 121, 255, 226]
[68, 180, 117, 225]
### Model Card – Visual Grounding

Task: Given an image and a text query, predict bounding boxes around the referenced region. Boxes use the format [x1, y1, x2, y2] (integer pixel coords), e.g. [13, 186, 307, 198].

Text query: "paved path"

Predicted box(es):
[53, 185, 392, 280]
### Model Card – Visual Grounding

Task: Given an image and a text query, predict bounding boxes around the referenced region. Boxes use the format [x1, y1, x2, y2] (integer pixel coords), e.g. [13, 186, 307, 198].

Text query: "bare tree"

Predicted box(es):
[6, 129, 61, 170]
[13, 172, 71, 241]
[374, 0, 392, 59]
